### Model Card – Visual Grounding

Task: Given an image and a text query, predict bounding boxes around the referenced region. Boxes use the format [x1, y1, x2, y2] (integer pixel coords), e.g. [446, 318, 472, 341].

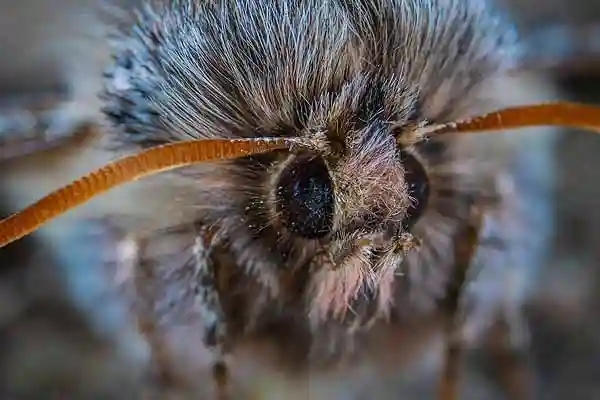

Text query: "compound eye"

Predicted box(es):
[275, 153, 334, 239]
[398, 150, 430, 231]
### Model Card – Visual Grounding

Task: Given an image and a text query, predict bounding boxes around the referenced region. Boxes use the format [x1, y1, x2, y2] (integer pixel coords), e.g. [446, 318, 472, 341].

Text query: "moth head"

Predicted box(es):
[270, 123, 429, 262]
[264, 120, 431, 322]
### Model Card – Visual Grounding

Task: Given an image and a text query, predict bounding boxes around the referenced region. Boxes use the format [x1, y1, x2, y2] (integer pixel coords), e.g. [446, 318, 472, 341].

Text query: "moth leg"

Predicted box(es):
[500, 278, 535, 400]
[0, 97, 93, 160]
[437, 205, 484, 400]
[128, 235, 185, 396]
[453, 222, 535, 397]
[482, 314, 534, 400]
[192, 227, 230, 400]
[136, 313, 182, 396]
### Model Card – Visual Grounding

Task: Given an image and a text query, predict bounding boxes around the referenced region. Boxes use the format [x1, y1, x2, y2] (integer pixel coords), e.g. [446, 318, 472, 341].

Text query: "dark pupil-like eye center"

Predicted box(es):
[275, 154, 334, 239]
[399, 150, 430, 231]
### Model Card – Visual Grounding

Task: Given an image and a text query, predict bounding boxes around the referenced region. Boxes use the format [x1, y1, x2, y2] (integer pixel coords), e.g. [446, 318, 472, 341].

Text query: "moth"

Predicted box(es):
[2, 0, 600, 399]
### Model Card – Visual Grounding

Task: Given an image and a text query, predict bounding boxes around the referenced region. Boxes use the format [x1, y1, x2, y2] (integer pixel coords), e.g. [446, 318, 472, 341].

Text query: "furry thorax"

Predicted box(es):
[96, 0, 554, 360]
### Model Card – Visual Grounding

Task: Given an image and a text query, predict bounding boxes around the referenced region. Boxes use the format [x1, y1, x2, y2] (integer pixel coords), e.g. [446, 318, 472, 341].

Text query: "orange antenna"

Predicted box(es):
[0, 137, 293, 248]
[418, 102, 600, 136]
[3, 101, 600, 249]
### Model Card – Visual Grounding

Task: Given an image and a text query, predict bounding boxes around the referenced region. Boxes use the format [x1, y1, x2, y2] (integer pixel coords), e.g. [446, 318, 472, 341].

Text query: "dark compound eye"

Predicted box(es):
[398, 150, 430, 231]
[275, 153, 334, 239]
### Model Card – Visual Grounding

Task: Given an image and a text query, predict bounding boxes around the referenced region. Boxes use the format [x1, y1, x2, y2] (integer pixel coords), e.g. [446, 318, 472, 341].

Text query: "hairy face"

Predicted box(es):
[101, 0, 521, 330]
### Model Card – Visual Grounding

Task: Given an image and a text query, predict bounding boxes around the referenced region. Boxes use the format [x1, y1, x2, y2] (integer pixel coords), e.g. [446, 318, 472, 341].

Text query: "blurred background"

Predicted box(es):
[1, 0, 600, 399]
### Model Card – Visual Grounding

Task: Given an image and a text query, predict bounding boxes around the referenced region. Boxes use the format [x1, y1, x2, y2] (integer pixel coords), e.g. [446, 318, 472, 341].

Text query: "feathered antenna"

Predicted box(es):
[0, 137, 294, 248]
[2, 101, 600, 249]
